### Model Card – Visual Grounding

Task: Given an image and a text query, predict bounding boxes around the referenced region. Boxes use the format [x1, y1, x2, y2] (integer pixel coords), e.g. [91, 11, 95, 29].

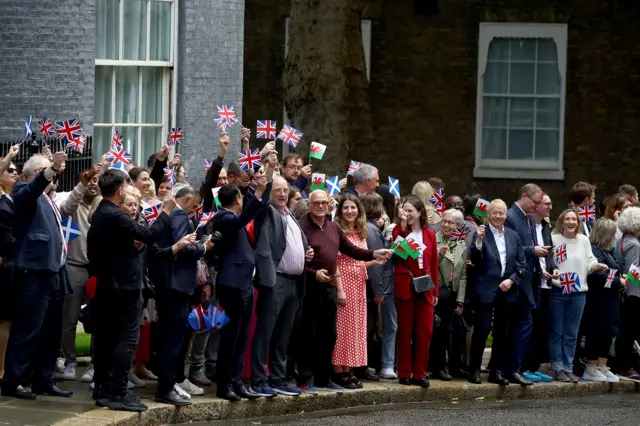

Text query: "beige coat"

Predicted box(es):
[436, 230, 467, 304]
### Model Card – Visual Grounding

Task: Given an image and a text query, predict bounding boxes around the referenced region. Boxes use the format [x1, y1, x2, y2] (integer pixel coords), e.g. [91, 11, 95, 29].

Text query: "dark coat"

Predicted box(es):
[366, 221, 394, 298]
[0, 195, 17, 320]
[168, 208, 206, 295]
[505, 203, 540, 309]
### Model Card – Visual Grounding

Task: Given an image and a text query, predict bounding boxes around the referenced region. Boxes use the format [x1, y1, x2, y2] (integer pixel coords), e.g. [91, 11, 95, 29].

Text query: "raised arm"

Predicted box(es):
[150, 145, 170, 188]
[14, 151, 67, 210]
[0, 144, 20, 176]
[200, 133, 228, 210]
[338, 227, 373, 262]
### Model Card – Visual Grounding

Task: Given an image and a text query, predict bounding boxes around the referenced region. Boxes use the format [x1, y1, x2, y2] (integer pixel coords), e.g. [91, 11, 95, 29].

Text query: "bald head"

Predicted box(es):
[488, 199, 507, 229]
[309, 190, 329, 220]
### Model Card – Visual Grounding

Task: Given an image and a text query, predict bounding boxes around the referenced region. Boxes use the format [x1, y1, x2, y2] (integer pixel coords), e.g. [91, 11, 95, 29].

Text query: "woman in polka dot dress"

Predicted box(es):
[331, 194, 372, 389]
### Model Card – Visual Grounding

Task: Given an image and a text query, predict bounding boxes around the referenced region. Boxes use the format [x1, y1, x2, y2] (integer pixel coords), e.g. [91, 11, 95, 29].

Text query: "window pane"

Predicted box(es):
[150, 1, 172, 61]
[482, 128, 507, 159]
[95, 66, 113, 123]
[509, 63, 535, 94]
[142, 127, 163, 166]
[536, 98, 560, 129]
[536, 63, 560, 95]
[538, 39, 558, 62]
[484, 62, 508, 93]
[93, 127, 112, 163]
[508, 129, 534, 159]
[510, 39, 536, 61]
[483, 97, 507, 127]
[141, 67, 163, 124]
[116, 67, 139, 123]
[509, 98, 534, 128]
[123, 0, 147, 60]
[96, 0, 119, 59]
[535, 130, 560, 160]
[121, 127, 139, 162]
[487, 39, 509, 61]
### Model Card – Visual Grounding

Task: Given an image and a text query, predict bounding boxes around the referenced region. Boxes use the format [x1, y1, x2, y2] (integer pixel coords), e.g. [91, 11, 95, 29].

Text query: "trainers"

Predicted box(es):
[178, 378, 204, 396]
[522, 371, 542, 383]
[380, 367, 398, 379]
[249, 381, 277, 398]
[81, 365, 94, 383]
[63, 363, 77, 381]
[554, 370, 570, 382]
[620, 369, 640, 383]
[319, 380, 345, 393]
[270, 379, 301, 396]
[189, 370, 212, 387]
[127, 371, 146, 388]
[174, 383, 192, 400]
[55, 357, 65, 374]
[596, 365, 619, 383]
[534, 370, 553, 382]
[298, 381, 320, 395]
[583, 365, 607, 382]
[565, 371, 579, 383]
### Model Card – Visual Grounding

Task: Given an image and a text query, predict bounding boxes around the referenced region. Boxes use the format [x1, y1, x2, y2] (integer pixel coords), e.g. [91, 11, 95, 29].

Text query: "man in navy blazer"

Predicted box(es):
[1, 152, 74, 400]
[467, 199, 526, 387]
[212, 156, 273, 402]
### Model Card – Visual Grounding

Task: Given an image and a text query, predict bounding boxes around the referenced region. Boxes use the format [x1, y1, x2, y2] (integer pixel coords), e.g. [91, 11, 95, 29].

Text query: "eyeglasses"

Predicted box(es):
[542, 202, 553, 207]
[273, 188, 289, 194]
[312, 201, 329, 207]
[441, 219, 457, 226]
[527, 194, 543, 206]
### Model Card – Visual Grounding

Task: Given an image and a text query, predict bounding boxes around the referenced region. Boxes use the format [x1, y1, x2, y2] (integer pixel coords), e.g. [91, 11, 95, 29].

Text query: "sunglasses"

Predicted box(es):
[6, 167, 17, 174]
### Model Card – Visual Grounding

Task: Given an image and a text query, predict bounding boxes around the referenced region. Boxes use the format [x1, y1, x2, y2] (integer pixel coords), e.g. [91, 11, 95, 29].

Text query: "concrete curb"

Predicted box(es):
[53, 380, 639, 426]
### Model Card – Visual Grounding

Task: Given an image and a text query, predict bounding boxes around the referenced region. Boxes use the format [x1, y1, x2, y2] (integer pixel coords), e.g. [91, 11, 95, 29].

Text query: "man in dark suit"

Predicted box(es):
[467, 199, 526, 386]
[212, 156, 274, 401]
[1, 151, 73, 400]
[249, 175, 313, 397]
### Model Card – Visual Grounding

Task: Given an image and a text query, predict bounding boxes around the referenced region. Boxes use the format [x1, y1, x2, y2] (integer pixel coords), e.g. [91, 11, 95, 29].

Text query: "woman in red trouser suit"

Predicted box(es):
[393, 195, 439, 388]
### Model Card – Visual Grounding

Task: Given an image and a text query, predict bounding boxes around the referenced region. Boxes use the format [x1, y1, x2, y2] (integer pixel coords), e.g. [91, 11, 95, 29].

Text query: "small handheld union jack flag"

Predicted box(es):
[347, 160, 363, 176]
[277, 124, 303, 148]
[55, 119, 82, 143]
[238, 149, 262, 171]
[106, 145, 132, 165]
[554, 243, 567, 265]
[429, 188, 446, 214]
[204, 159, 212, 171]
[604, 268, 617, 289]
[164, 167, 175, 186]
[215, 105, 238, 131]
[198, 212, 214, 229]
[67, 135, 85, 153]
[167, 127, 183, 146]
[143, 201, 162, 226]
[559, 272, 581, 294]
[189, 200, 204, 221]
[40, 117, 54, 138]
[450, 227, 469, 242]
[112, 130, 123, 149]
[577, 205, 596, 224]
[256, 120, 277, 139]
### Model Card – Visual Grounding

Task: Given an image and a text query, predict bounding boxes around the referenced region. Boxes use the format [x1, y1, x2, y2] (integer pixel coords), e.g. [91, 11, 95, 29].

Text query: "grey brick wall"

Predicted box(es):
[0, 0, 96, 140]
[177, 0, 245, 188]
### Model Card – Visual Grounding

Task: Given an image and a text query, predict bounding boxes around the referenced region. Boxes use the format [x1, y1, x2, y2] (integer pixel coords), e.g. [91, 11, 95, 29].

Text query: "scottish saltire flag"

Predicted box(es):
[326, 176, 341, 196]
[429, 188, 446, 214]
[604, 268, 618, 289]
[388, 176, 400, 196]
[167, 127, 183, 146]
[39, 117, 53, 138]
[449, 227, 469, 242]
[112, 130, 123, 149]
[215, 105, 238, 131]
[577, 205, 596, 223]
[143, 202, 162, 226]
[198, 212, 214, 229]
[67, 135, 85, 153]
[277, 125, 303, 148]
[164, 167, 175, 186]
[23, 116, 33, 138]
[204, 159, 212, 171]
[554, 243, 567, 265]
[559, 272, 581, 294]
[55, 119, 82, 143]
[256, 120, 277, 139]
[61, 216, 81, 243]
[238, 149, 262, 171]
[347, 160, 362, 176]
[106, 145, 132, 165]
[109, 161, 129, 176]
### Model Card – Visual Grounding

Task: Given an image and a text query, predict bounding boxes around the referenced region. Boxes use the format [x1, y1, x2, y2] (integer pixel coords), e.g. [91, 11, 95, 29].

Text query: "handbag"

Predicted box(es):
[196, 259, 209, 287]
[402, 259, 435, 295]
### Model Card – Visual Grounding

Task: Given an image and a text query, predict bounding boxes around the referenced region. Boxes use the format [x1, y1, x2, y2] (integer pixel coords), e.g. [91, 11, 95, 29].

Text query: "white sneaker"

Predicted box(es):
[174, 383, 192, 400]
[63, 363, 77, 381]
[380, 367, 398, 379]
[127, 380, 135, 389]
[89, 381, 95, 391]
[178, 378, 204, 396]
[128, 371, 146, 388]
[597, 365, 620, 383]
[583, 365, 607, 382]
[55, 357, 65, 374]
[81, 364, 94, 383]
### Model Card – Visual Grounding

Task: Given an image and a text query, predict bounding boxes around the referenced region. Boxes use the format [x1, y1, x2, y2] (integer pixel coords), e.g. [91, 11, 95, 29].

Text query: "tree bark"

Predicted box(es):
[283, 0, 373, 177]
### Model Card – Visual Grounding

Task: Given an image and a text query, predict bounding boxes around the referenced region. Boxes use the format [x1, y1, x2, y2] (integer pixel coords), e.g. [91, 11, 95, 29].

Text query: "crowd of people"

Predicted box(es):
[0, 130, 639, 413]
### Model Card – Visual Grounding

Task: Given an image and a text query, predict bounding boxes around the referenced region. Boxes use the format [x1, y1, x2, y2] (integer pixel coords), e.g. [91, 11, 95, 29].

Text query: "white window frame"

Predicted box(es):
[474, 23, 568, 180]
[94, 0, 178, 164]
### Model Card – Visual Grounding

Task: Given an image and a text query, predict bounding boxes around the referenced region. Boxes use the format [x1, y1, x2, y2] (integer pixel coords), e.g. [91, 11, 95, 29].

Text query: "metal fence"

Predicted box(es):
[0, 135, 95, 193]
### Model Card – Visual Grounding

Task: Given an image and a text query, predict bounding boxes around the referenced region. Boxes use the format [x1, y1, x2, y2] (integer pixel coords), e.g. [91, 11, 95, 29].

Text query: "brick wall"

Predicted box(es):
[0, 0, 96, 139]
[243, 0, 640, 207]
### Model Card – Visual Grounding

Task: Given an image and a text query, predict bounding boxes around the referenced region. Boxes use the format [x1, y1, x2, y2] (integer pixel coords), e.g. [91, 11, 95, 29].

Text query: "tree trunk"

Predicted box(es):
[283, 0, 373, 177]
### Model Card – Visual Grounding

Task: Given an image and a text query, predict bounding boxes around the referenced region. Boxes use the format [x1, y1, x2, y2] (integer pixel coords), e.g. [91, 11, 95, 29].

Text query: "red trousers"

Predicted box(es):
[396, 293, 434, 380]
[135, 322, 151, 364]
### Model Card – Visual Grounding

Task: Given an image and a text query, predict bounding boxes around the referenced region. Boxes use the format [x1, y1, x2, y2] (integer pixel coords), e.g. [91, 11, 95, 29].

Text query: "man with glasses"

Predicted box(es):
[281, 154, 311, 197]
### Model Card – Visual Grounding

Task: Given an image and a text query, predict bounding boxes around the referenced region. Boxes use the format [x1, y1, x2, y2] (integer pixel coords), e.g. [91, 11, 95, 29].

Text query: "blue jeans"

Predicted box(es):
[381, 294, 398, 369]
[548, 289, 586, 372]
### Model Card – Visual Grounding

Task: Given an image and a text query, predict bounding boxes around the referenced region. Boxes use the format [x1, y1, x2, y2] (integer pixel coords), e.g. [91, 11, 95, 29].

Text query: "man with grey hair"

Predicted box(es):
[2, 151, 74, 400]
[345, 164, 379, 198]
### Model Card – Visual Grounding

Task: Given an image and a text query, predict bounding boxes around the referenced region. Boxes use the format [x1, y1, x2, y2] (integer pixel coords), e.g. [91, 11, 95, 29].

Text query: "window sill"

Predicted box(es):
[473, 167, 565, 181]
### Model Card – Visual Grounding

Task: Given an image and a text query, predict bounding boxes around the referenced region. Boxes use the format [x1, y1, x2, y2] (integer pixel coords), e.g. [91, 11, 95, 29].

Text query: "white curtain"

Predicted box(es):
[123, 0, 147, 60]
[96, 0, 119, 59]
[150, 1, 172, 61]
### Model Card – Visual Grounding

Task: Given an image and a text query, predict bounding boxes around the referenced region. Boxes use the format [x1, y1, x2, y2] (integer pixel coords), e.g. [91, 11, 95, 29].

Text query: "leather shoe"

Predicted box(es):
[410, 378, 430, 388]
[216, 387, 241, 402]
[233, 385, 258, 400]
[468, 371, 482, 384]
[488, 371, 509, 386]
[1, 385, 37, 400]
[32, 384, 73, 397]
[155, 390, 192, 406]
[508, 372, 533, 386]
[399, 378, 412, 386]
[437, 370, 453, 381]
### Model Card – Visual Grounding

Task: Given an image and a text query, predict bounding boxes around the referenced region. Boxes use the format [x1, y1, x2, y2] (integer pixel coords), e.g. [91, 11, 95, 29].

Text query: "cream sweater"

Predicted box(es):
[551, 233, 598, 292]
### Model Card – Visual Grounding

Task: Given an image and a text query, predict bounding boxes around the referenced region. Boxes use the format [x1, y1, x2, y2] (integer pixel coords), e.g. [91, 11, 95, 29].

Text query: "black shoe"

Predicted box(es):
[399, 378, 412, 386]
[216, 386, 241, 402]
[348, 374, 364, 389]
[488, 371, 510, 386]
[410, 378, 430, 388]
[437, 370, 453, 381]
[155, 390, 192, 406]
[233, 384, 259, 399]
[32, 384, 73, 397]
[1, 385, 37, 400]
[333, 374, 357, 390]
[105, 394, 148, 412]
[468, 371, 482, 384]
[355, 370, 380, 381]
[508, 372, 533, 386]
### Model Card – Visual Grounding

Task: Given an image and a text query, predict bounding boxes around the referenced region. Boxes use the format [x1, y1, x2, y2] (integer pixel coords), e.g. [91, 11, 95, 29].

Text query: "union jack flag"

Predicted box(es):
[256, 120, 277, 139]
[198, 212, 214, 229]
[238, 148, 262, 171]
[189, 200, 204, 221]
[577, 205, 596, 224]
[429, 188, 446, 214]
[55, 119, 82, 143]
[554, 243, 567, 264]
[559, 272, 581, 294]
[347, 160, 363, 176]
[215, 105, 238, 131]
[450, 227, 469, 242]
[112, 130, 123, 149]
[143, 202, 162, 226]
[604, 268, 617, 289]
[204, 159, 212, 171]
[106, 145, 132, 165]
[164, 167, 175, 186]
[277, 124, 303, 148]
[167, 127, 183, 146]
[67, 135, 85, 153]
[39, 117, 54, 138]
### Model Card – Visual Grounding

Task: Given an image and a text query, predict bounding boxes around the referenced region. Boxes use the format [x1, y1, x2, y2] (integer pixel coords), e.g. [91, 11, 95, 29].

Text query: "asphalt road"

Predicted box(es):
[198, 394, 640, 425]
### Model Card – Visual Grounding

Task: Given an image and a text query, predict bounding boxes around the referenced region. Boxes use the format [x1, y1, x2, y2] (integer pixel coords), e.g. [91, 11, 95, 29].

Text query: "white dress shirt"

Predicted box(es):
[476, 224, 506, 275]
[535, 223, 549, 289]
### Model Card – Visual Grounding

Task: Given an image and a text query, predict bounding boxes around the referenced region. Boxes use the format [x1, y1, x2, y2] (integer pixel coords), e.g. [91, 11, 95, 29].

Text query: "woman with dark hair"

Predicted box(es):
[287, 186, 302, 210]
[129, 167, 154, 204]
[462, 193, 483, 233]
[156, 176, 172, 201]
[393, 195, 439, 388]
[604, 193, 632, 221]
[377, 184, 398, 242]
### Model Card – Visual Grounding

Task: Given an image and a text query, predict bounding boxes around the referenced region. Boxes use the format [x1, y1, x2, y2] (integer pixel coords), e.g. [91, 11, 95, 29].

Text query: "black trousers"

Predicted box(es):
[155, 290, 192, 395]
[93, 287, 143, 399]
[585, 335, 613, 361]
[298, 287, 337, 387]
[429, 292, 464, 374]
[2, 270, 64, 389]
[469, 293, 510, 373]
[615, 295, 640, 372]
[216, 285, 254, 390]
[523, 289, 550, 372]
